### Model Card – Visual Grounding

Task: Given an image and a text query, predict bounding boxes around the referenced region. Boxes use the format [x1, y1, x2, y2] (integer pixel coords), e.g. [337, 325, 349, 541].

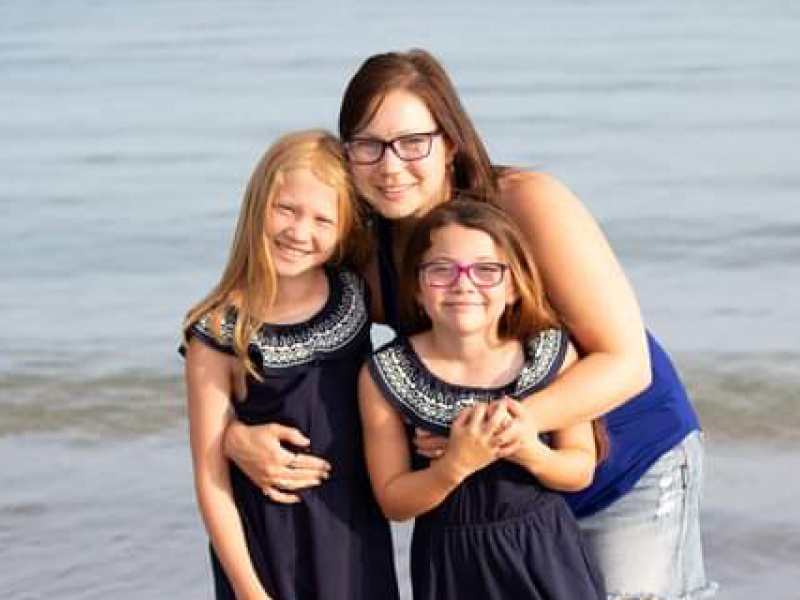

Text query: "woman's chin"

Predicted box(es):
[372, 200, 416, 220]
[364, 190, 423, 220]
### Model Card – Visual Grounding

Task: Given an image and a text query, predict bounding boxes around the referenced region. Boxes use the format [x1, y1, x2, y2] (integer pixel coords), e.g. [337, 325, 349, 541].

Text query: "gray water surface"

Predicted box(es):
[1, 1, 799, 598]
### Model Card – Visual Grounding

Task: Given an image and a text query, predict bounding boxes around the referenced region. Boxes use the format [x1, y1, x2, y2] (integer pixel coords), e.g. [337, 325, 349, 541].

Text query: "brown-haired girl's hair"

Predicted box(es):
[398, 198, 608, 461]
[182, 129, 368, 379]
[338, 49, 498, 204]
[398, 198, 558, 338]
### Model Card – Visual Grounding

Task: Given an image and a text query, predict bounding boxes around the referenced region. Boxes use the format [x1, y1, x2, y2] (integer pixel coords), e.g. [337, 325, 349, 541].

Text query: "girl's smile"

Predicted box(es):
[416, 224, 517, 340]
[268, 168, 340, 278]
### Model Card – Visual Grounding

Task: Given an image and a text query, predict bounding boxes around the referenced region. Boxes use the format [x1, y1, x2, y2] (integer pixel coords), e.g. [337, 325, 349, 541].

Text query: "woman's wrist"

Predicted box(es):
[512, 438, 554, 473]
[222, 417, 246, 461]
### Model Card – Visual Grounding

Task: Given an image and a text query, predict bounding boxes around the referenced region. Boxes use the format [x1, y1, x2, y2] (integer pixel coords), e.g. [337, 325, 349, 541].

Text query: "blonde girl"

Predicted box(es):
[183, 130, 398, 600]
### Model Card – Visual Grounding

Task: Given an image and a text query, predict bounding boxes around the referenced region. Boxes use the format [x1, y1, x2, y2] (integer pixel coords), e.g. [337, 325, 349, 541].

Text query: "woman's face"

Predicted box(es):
[348, 89, 454, 221]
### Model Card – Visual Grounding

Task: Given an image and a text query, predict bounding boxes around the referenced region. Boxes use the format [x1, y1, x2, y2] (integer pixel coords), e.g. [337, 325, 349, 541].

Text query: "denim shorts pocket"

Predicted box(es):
[578, 431, 716, 598]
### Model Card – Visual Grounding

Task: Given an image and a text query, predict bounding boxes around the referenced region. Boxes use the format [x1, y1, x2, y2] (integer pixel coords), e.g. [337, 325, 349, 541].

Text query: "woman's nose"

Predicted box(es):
[377, 146, 405, 173]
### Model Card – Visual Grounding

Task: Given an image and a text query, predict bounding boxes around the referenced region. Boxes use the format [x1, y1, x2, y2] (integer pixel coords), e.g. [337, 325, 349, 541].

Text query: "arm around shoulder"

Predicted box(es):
[505, 342, 598, 492]
[497, 172, 651, 429]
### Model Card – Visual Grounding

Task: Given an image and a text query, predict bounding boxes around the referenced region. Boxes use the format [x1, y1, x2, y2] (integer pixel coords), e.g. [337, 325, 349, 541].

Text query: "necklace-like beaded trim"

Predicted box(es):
[370, 328, 566, 432]
[196, 269, 368, 369]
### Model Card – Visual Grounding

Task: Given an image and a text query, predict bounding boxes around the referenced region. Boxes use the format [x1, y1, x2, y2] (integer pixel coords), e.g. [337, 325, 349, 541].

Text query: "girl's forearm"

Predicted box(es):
[377, 459, 466, 521]
[523, 350, 649, 432]
[195, 473, 272, 600]
[512, 444, 595, 492]
[187, 342, 269, 599]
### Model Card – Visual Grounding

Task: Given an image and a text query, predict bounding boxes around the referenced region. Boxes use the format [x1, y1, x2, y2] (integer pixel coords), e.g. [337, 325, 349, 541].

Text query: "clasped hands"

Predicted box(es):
[416, 396, 539, 480]
[224, 397, 538, 503]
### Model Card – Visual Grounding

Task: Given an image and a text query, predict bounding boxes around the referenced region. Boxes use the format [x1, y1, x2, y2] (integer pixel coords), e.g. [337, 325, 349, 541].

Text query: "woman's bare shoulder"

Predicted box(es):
[495, 170, 585, 226]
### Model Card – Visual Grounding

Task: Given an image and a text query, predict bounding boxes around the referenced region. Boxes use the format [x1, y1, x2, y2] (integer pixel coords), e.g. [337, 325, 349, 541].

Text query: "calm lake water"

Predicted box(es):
[1, 1, 799, 598]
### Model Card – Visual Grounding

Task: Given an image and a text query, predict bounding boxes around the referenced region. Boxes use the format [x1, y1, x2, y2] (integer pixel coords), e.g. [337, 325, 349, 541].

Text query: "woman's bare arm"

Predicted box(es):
[498, 172, 651, 431]
[499, 344, 597, 491]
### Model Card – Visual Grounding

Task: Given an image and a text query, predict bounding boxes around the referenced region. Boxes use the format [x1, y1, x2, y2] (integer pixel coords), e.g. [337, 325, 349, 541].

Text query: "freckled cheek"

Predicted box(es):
[266, 215, 287, 235]
[317, 229, 340, 251]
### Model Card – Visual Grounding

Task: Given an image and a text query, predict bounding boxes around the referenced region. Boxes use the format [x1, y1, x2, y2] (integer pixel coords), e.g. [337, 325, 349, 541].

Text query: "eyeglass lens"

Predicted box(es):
[346, 131, 438, 164]
[422, 262, 506, 287]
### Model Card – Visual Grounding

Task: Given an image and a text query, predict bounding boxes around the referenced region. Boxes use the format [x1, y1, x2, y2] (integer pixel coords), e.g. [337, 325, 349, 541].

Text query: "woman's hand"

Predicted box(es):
[413, 428, 448, 459]
[491, 398, 551, 468]
[224, 420, 330, 503]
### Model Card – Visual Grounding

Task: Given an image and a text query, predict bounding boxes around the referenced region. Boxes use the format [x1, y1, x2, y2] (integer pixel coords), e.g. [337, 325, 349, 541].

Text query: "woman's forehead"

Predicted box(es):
[360, 89, 437, 136]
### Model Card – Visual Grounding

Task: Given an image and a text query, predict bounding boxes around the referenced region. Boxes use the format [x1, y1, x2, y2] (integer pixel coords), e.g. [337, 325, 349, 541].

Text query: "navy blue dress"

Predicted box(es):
[368, 331, 605, 600]
[186, 268, 399, 600]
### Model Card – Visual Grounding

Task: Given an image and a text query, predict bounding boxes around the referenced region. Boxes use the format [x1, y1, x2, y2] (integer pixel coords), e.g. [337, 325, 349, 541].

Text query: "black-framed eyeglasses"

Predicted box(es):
[418, 261, 509, 288]
[344, 130, 441, 165]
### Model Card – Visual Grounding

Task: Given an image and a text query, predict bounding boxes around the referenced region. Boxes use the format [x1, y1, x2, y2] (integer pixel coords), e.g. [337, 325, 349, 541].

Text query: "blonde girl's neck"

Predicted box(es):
[261, 265, 330, 325]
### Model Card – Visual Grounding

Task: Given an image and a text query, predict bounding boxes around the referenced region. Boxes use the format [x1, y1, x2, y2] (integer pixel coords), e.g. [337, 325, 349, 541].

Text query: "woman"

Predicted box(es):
[225, 50, 716, 600]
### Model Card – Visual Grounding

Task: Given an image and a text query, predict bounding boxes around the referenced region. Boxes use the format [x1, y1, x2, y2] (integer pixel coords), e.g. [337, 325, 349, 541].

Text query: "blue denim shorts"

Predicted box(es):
[578, 431, 718, 599]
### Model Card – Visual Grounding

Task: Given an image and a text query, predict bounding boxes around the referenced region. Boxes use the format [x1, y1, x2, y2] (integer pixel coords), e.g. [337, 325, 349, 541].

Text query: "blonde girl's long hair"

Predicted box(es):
[183, 129, 367, 379]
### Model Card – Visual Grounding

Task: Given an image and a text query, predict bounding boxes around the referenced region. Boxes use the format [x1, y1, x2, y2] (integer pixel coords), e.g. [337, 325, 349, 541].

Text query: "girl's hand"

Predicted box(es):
[413, 428, 448, 459]
[486, 397, 522, 457]
[437, 404, 504, 482]
[493, 399, 550, 466]
[224, 420, 330, 503]
[414, 400, 516, 460]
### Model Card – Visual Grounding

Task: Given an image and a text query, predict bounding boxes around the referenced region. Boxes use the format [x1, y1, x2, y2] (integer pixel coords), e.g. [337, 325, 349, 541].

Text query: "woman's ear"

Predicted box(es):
[444, 138, 458, 165]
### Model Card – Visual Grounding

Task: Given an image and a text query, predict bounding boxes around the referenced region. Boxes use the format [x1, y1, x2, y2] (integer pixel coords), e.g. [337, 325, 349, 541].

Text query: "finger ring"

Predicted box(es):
[288, 453, 299, 470]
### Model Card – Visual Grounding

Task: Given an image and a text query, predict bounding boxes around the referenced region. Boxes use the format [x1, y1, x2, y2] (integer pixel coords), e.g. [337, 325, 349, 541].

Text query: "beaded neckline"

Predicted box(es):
[368, 328, 566, 434]
[194, 268, 368, 369]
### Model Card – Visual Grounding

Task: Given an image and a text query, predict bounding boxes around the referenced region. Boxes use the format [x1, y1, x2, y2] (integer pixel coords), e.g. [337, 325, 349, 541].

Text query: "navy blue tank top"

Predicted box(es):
[375, 216, 700, 518]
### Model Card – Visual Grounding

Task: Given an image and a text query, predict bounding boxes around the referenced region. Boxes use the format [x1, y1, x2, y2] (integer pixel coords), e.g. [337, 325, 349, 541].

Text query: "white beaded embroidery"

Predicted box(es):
[372, 329, 565, 430]
[196, 270, 368, 369]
